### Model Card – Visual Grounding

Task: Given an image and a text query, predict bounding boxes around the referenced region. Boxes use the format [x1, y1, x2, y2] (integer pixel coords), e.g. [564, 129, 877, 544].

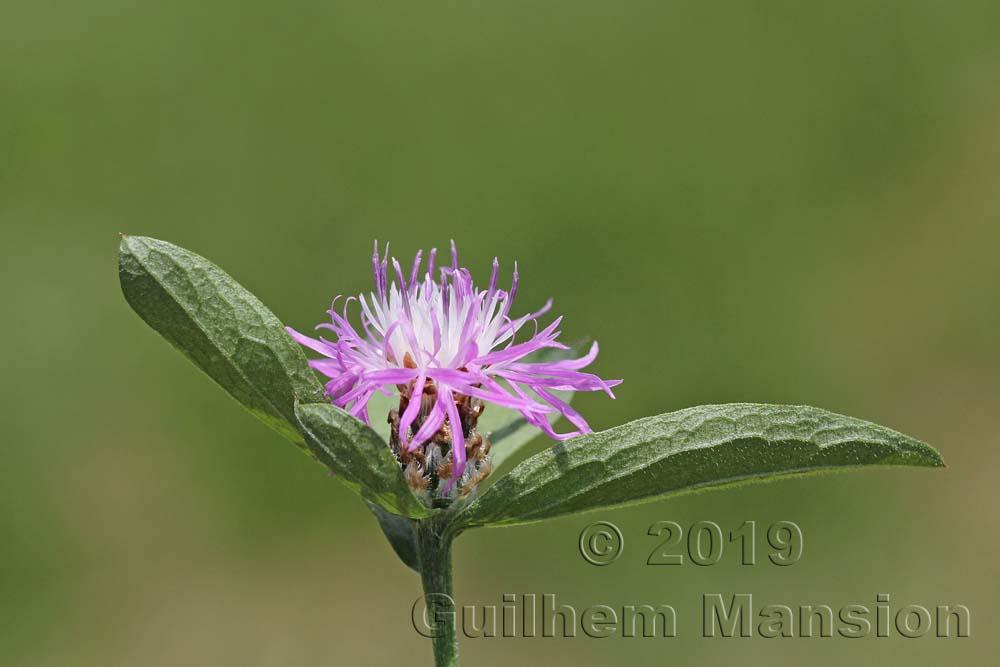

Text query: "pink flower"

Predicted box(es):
[288, 242, 620, 481]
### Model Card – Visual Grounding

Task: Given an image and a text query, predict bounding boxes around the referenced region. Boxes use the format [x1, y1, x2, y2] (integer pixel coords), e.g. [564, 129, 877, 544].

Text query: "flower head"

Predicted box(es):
[288, 241, 620, 493]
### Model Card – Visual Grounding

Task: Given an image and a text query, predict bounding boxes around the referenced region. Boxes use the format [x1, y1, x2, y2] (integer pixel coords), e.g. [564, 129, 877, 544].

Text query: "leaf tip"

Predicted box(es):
[928, 449, 947, 469]
[907, 438, 946, 469]
[118, 233, 146, 257]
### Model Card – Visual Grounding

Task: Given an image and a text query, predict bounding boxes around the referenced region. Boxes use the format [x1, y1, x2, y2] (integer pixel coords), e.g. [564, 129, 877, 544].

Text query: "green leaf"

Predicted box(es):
[367, 501, 420, 572]
[479, 342, 586, 472]
[456, 403, 945, 528]
[295, 401, 433, 518]
[481, 390, 572, 473]
[365, 391, 398, 444]
[119, 236, 324, 446]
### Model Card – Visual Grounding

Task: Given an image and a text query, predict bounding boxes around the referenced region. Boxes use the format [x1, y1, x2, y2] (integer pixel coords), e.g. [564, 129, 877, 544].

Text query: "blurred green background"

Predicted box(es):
[2, 1, 997, 665]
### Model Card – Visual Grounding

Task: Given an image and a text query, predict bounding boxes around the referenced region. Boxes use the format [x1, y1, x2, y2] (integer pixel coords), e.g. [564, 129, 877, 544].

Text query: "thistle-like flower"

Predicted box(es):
[288, 242, 620, 499]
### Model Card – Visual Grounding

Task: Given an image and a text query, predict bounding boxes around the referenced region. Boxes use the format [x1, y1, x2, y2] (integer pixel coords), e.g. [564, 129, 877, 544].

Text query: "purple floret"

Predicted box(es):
[288, 241, 620, 479]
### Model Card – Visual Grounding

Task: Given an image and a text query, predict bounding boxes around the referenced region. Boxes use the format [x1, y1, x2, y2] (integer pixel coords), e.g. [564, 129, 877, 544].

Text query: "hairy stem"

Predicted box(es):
[417, 518, 458, 667]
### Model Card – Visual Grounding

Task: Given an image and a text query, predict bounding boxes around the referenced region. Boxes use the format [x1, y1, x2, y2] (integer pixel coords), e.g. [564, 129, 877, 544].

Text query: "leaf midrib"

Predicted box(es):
[462, 404, 932, 525]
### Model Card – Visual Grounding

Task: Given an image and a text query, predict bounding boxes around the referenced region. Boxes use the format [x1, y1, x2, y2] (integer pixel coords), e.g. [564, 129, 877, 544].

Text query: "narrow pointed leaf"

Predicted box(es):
[367, 501, 420, 572]
[479, 342, 586, 471]
[457, 403, 944, 528]
[119, 235, 325, 447]
[295, 401, 433, 518]
[365, 391, 400, 444]
[480, 397, 570, 465]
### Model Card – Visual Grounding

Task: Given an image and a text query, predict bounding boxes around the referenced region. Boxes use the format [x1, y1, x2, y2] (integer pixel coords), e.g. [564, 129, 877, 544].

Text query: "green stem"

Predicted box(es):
[417, 518, 458, 667]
